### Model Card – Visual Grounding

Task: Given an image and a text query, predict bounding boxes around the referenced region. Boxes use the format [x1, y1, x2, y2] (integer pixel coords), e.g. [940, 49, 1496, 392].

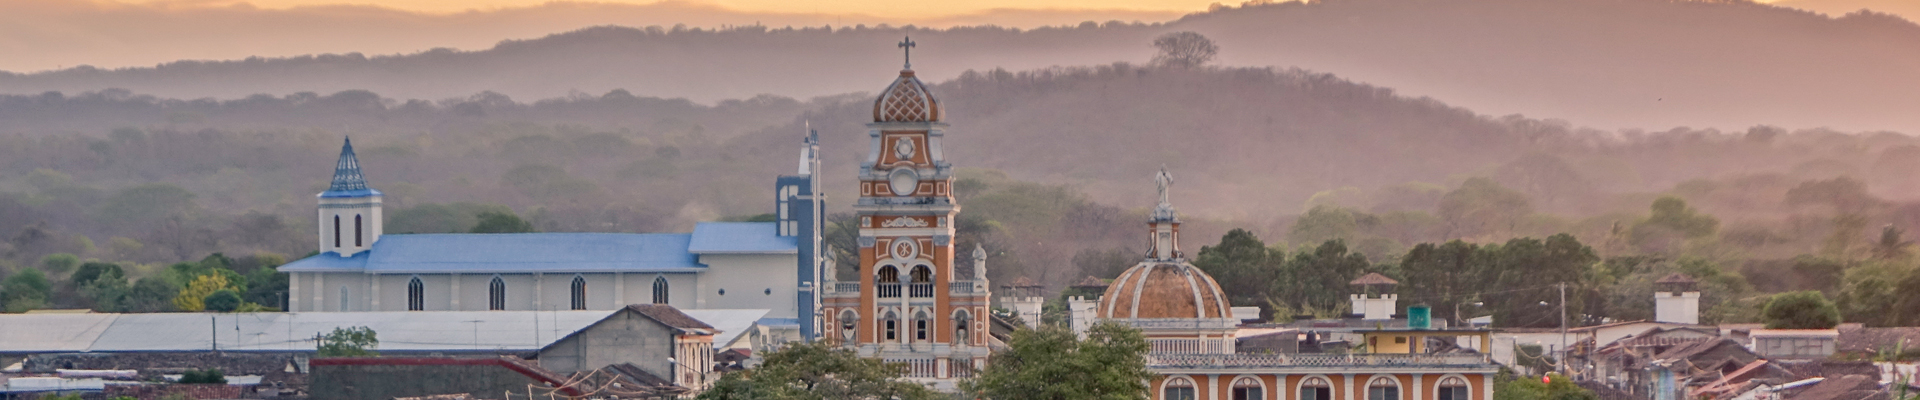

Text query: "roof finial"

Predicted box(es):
[898, 36, 916, 70]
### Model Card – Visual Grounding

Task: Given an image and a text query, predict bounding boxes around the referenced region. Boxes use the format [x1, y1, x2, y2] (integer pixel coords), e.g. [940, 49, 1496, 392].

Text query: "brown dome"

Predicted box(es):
[1098, 262, 1231, 319]
[872, 70, 941, 123]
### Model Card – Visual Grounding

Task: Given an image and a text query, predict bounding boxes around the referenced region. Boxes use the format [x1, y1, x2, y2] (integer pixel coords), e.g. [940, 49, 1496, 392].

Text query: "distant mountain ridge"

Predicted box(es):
[3, 0, 1917, 133]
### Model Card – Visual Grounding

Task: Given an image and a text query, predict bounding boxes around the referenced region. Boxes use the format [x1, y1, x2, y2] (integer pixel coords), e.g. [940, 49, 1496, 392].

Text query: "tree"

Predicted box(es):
[1872, 225, 1913, 260]
[70, 262, 124, 289]
[1400, 241, 1484, 325]
[178, 368, 227, 384]
[2, 268, 52, 312]
[470, 210, 537, 233]
[964, 323, 1151, 400]
[1193, 229, 1279, 317]
[203, 289, 242, 312]
[39, 253, 79, 276]
[317, 326, 379, 357]
[1274, 240, 1370, 316]
[697, 341, 941, 400]
[172, 274, 230, 312]
[1150, 32, 1218, 69]
[1761, 291, 1841, 329]
[1437, 178, 1533, 239]
[1494, 373, 1598, 400]
[122, 277, 179, 312]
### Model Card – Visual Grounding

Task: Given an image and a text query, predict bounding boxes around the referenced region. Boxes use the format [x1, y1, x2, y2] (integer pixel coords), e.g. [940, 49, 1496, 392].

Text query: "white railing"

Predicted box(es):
[950, 359, 976, 378]
[1146, 353, 1493, 368]
[886, 358, 939, 378]
[877, 283, 902, 298]
[1150, 338, 1232, 354]
[950, 281, 974, 294]
[833, 282, 861, 294]
[908, 283, 935, 298]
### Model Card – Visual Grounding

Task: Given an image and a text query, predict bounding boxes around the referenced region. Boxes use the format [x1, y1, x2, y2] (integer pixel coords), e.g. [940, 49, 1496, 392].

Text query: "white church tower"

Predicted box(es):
[1654, 273, 1700, 324]
[317, 137, 382, 257]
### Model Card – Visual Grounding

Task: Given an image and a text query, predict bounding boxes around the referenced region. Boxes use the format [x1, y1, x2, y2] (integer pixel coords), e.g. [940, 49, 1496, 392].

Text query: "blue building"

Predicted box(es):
[281, 135, 826, 341]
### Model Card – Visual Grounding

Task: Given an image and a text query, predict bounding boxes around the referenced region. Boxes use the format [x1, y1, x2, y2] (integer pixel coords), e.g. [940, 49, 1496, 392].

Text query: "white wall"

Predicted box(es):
[696, 254, 799, 318]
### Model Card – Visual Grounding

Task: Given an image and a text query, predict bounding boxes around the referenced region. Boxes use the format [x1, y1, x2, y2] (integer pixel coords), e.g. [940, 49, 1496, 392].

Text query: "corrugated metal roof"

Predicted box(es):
[687, 222, 796, 254]
[0, 309, 768, 354]
[282, 233, 705, 273]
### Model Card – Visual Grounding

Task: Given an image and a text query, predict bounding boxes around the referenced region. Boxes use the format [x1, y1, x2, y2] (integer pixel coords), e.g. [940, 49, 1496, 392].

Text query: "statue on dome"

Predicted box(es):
[1155, 166, 1174, 206]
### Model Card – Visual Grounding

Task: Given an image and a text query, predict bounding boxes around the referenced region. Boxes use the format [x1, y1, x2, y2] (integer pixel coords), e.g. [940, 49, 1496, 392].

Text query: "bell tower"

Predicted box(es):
[317, 137, 382, 257]
[819, 37, 989, 391]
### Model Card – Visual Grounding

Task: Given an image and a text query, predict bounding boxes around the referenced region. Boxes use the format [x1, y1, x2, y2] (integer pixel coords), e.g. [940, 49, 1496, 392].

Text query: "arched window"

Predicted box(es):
[354, 214, 363, 247]
[1300, 377, 1332, 400]
[909, 266, 932, 283]
[883, 311, 899, 342]
[913, 311, 929, 341]
[406, 276, 424, 311]
[652, 276, 669, 304]
[876, 266, 902, 298]
[953, 309, 972, 344]
[877, 266, 900, 282]
[1232, 377, 1264, 400]
[1162, 377, 1196, 400]
[570, 275, 587, 310]
[488, 276, 506, 310]
[1437, 376, 1471, 400]
[839, 310, 858, 343]
[333, 215, 341, 248]
[1368, 376, 1401, 400]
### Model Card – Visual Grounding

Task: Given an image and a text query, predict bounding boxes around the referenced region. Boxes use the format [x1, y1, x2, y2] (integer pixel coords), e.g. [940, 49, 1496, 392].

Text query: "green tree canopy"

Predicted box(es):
[122, 277, 179, 312]
[39, 253, 79, 275]
[470, 210, 537, 233]
[1437, 178, 1532, 239]
[1762, 291, 1842, 329]
[317, 326, 380, 357]
[964, 323, 1152, 400]
[698, 341, 941, 400]
[2, 268, 53, 312]
[203, 289, 242, 312]
[70, 262, 125, 289]
[1193, 229, 1279, 316]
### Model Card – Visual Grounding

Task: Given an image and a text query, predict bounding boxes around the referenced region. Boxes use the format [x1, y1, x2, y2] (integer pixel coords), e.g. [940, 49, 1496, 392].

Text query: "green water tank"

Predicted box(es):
[1408, 305, 1432, 330]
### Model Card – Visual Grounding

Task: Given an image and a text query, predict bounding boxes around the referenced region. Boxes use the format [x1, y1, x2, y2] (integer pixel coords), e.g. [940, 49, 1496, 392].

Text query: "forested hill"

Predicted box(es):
[1, 0, 1916, 133]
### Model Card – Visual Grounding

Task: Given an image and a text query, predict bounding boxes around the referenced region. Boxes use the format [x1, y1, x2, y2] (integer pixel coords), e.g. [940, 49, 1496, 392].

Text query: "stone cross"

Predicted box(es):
[898, 36, 916, 69]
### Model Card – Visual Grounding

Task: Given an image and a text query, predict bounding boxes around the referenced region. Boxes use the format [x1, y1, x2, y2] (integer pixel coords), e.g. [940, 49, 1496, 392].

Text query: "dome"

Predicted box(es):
[872, 70, 942, 123]
[1097, 262, 1231, 320]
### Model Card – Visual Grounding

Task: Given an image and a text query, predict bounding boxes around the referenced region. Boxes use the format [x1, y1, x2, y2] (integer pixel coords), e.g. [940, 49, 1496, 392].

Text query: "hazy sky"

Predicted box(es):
[139, 0, 1227, 16]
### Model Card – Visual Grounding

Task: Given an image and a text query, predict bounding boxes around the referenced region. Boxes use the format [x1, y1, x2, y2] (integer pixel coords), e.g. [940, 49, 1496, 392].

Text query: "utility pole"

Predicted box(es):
[210, 315, 218, 352]
[1558, 282, 1568, 376]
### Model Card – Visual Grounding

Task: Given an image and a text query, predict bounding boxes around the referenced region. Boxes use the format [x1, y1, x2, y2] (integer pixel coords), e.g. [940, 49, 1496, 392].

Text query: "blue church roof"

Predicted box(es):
[688, 222, 798, 254]
[282, 233, 706, 274]
[319, 137, 382, 198]
[281, 223, 795, 274]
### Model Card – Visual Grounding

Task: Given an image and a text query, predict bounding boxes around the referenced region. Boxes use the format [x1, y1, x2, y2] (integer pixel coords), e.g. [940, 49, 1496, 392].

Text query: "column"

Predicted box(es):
[1344, 374, 1355, 400]
[534, 272, 544, 310]
[451, 273, 461, 310]
[1413, 375, 1423, 400]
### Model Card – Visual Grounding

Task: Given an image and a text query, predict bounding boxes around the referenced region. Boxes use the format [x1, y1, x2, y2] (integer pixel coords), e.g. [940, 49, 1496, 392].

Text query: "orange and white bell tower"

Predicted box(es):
[819, 37, 990, 391]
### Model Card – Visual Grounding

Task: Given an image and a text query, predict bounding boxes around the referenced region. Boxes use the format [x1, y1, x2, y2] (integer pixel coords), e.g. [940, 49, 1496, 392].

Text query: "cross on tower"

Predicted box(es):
[898, 36, 916, 69]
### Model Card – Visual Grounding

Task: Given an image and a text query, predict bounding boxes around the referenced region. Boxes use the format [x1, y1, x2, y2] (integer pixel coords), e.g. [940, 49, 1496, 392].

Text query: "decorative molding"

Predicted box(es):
[881, 216, 929, 228]
[859, 236, 877, 248]
[933, 235, 952, 246]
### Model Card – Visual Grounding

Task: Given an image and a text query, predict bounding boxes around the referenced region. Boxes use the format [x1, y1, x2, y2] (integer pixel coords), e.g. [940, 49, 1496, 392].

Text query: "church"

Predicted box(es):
[280, 132, 830, 341]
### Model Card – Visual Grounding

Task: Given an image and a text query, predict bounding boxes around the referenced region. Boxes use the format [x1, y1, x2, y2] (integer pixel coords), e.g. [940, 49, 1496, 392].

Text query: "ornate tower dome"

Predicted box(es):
[872, 37, 941, 123]
[873, 70, 941, 123]
[1098, 262, 1231, 319]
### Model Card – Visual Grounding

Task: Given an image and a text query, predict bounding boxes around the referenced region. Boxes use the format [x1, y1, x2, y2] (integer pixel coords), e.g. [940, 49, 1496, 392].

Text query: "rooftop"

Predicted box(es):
[1147, 353, 1497, 371]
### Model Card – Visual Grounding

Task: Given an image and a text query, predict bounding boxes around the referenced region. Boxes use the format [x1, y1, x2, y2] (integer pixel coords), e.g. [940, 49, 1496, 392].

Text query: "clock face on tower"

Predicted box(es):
[888, 168, 918, 196]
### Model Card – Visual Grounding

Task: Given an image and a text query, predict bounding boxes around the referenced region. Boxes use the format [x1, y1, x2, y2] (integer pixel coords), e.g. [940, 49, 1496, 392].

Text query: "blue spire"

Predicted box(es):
[320, 137, 380, 198]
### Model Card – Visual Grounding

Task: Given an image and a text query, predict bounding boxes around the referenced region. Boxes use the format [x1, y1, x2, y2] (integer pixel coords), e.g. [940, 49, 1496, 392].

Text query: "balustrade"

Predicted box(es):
[1145, 353, 1493, 368]
[877, 283, 902, 298]
[949, 281, 973, 294]
[908, 283, 935, 298]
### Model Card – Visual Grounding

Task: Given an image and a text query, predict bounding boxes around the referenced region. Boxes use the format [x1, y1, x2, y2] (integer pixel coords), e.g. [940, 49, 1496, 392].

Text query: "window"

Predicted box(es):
[1301, 377, 1331, 400]
[909, 266, 932, 283]
[1368, 377, 1401, 400]
[953, 309, 972, 344]
[333, 215, 341, 247]
[1232, 377, 1263, 400]
[1163, 377, 1196, 400]
[339, 286, 350, 311]
[914, 312, 929, 341]
[1438, 377, 1470, 400]
[406, 276, 424, 311]
[354, 214, 363, 247]
[488, 276, 506, 310]
[652, 276, 669, 304]
[877, 266, 900, 282]
[883, 312, 899, 341]
[570, 275, 587, 310]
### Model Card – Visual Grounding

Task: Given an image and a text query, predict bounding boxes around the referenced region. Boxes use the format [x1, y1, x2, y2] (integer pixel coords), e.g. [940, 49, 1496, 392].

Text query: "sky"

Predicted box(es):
[134, 0, 1228, 17]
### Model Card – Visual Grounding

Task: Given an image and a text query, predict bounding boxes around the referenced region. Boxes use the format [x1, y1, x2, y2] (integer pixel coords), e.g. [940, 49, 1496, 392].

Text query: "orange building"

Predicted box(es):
[1098, 171, 1499, 400]
[818, 39, 992, 392]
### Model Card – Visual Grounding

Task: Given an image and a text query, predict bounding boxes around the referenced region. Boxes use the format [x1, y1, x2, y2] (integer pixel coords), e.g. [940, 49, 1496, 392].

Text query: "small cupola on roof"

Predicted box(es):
[316, 137, 383, 257]
[872, 37, 942, 123]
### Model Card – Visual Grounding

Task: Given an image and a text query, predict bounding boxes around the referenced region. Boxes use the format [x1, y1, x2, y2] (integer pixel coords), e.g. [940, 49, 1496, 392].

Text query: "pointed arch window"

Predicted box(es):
[406, 276, 424, 311]
[354, 214, 363, 247]
[1368, 377, 1402, 400]
[1301, 377, 1332, 400]
[652, 276, 669, 304]
[1163, 377, 1197, 400]
[488, 276, 506, 310]
[570, 275, 587, 310]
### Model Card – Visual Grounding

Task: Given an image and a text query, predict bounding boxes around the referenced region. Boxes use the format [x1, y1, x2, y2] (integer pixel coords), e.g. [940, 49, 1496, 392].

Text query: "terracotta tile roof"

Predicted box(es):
[1837, 326, 1920, 354]
[1779, 374, 1885, 400]
[1349, 273, 1399, 286]
[626, 304, 716, 332]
